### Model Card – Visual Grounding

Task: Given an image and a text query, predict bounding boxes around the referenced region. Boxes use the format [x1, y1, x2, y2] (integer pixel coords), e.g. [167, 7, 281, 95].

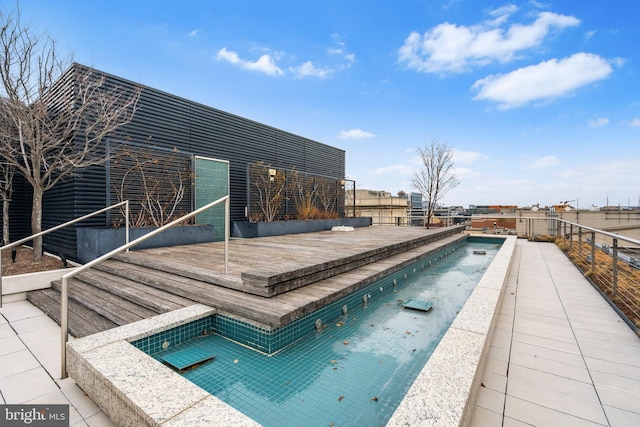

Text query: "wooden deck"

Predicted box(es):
[29, 225, 466, 337]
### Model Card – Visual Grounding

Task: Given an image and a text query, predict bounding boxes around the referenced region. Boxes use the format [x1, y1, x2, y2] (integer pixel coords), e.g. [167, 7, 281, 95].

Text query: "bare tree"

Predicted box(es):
[0, 10, 140, 260]
[249, 162, 286, 222]
[315, 176, 339, 218]
[111, 144, 192, 228]
[0, 105, 15, 245]
[411, 139, 459, 228]
[289, 169, 318, 219]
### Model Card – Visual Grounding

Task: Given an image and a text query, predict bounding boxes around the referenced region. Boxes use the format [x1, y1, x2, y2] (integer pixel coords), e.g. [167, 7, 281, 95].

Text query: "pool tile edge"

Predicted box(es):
[64, 304, 259, 426]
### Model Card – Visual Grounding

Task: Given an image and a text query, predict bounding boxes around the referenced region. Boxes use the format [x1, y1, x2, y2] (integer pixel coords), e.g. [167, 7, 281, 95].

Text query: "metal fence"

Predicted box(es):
[247, 163, 354, 221]
[554, 219, 640, 331]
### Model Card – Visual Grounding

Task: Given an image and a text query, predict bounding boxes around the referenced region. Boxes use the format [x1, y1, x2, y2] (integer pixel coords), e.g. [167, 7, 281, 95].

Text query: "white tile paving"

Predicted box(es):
[0, 300, 114, 426]
[470, 240, 640, 427]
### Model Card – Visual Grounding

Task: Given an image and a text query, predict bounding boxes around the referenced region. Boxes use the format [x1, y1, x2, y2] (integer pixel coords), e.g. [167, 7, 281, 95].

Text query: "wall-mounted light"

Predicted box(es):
[269, 168, 277, 181]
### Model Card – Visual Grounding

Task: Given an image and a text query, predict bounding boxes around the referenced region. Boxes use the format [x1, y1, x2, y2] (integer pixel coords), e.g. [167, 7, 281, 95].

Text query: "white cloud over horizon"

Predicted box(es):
[523, 155, 561, 169]
[338, 129, 376, 140]
[472, 53, 613, 108]
[398, 9, 580, 74]
[368, 163, 414, 176]
[217, 33, 354, 79]
[289, 61, 333, 78]
[589, 117, 609, 127]
[452, 148, 482, 164]
[216, 48, 284, 76]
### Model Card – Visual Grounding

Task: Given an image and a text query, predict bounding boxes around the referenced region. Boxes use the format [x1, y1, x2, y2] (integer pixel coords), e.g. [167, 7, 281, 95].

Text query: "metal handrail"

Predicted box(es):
[0, 201, 129, 307]
[555, 218, 640, 246]
[60, 195, 229, 378]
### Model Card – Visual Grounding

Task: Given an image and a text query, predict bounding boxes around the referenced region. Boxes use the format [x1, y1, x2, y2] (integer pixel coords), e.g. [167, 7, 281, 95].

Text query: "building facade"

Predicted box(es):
[7, 64, 346, 261]
[349, 189, 411, 226]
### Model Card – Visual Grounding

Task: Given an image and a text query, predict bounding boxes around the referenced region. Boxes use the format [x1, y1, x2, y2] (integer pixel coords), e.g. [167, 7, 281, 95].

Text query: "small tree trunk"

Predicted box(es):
[31, 186, 44, 261]
[2, 198, 9, 246]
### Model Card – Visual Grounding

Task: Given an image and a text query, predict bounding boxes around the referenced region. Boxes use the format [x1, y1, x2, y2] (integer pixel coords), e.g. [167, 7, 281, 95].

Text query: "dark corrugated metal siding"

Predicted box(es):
[12, 64, 345, 261]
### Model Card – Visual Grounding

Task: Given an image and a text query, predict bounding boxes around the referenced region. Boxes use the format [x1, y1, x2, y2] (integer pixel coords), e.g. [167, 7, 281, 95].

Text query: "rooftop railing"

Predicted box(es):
[468, 215, 640, 332]
[0, 201, 130, 307]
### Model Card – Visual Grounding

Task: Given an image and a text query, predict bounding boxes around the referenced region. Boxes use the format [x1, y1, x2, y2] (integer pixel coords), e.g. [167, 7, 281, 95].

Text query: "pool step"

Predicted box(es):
[160, 346, 215, 373]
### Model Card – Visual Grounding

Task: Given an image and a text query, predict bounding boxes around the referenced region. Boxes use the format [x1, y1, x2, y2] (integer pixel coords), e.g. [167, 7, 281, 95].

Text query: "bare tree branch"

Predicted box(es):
[411, 139, 459, 228]
[0, 10, 140, 259]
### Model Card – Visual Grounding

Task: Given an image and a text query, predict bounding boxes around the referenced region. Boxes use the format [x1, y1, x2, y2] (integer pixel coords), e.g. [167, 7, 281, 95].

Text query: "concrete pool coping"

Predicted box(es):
[66, 235, 516, 426]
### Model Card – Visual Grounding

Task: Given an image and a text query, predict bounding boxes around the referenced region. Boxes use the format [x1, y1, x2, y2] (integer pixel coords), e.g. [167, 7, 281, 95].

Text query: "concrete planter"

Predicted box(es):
[76, 225, 215, 264]
[1, 267, 77, 303]
[232, 217, 372, 238]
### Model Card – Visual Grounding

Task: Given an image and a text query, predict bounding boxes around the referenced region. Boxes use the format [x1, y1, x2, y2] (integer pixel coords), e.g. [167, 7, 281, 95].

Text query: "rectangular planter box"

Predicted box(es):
[232, 218, 372, 238]
[76, 225, 215, 264]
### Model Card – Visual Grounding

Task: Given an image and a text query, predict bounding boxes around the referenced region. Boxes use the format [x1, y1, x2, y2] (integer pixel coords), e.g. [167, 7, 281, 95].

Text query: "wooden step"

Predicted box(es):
[75, 268, 193, 313]
[27, 288, 118, 338]
[111, 253, 243, 290]
[51, 278, 158, 326]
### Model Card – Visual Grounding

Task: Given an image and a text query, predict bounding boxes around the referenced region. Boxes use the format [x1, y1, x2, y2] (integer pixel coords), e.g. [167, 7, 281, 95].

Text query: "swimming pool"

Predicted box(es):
[66, 234, 516, 426]
[133, 239, 501, 426]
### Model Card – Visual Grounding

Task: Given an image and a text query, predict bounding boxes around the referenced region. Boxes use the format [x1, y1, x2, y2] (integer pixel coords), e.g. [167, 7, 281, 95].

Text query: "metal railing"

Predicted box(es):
[60, 195, 229, 378]
[554, 218, 640, 331]
[468, 215, 640, 331]
[0, 201, 130, 307]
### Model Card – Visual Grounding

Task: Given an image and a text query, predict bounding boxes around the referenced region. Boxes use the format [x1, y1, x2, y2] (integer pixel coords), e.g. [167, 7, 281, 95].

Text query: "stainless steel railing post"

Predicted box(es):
[612, 238, 618, 297]
[61, 276, 69, 378]
[224, 197, 229, 273]
[591, 231, 596, 273]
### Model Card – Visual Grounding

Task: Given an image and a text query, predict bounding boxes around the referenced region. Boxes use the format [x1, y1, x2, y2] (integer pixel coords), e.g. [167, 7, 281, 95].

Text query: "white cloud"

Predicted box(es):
[523, 155, 561, 169]
[452, 148, 482, 164]
[289, 61, 333, 79]
[584, 29, 596, 40]
[217, 33, 353, 79]
[630, 118, 640, 128]
[369, 164, 414, 176]
[485, 5, 518, 27]
[588, 117, 609, 127]
[472, 53, 612, 108]
[187, 29, 199, 37]
[216, 48, 284, 76]
[338, 129, 376, 140]
[398, 10, 580, 74]
[452, 166, 479, 179]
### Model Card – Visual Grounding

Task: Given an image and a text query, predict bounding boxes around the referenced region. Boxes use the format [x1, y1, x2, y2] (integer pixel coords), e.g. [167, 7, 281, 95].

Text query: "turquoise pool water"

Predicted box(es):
[135, 240, 500, 426]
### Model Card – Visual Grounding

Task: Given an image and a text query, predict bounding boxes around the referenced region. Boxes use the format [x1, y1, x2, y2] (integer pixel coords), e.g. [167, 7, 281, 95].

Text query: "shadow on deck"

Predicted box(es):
[28, 225, 466, 338]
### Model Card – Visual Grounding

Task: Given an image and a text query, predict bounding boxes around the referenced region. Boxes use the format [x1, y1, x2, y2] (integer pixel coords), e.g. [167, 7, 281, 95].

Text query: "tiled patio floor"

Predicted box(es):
[1, 238, 639, 426]
[0, 300, 115, 426]
[470, 239, 640, 427]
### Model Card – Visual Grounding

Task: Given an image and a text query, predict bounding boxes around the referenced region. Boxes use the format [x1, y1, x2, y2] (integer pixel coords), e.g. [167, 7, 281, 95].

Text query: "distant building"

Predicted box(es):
[350, 190, 410, 226]
[467, 205, 518, 215]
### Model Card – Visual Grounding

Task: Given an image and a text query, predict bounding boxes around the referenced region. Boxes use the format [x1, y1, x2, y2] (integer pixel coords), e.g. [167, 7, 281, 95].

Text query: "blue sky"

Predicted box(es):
[7, 0, 639, 208]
